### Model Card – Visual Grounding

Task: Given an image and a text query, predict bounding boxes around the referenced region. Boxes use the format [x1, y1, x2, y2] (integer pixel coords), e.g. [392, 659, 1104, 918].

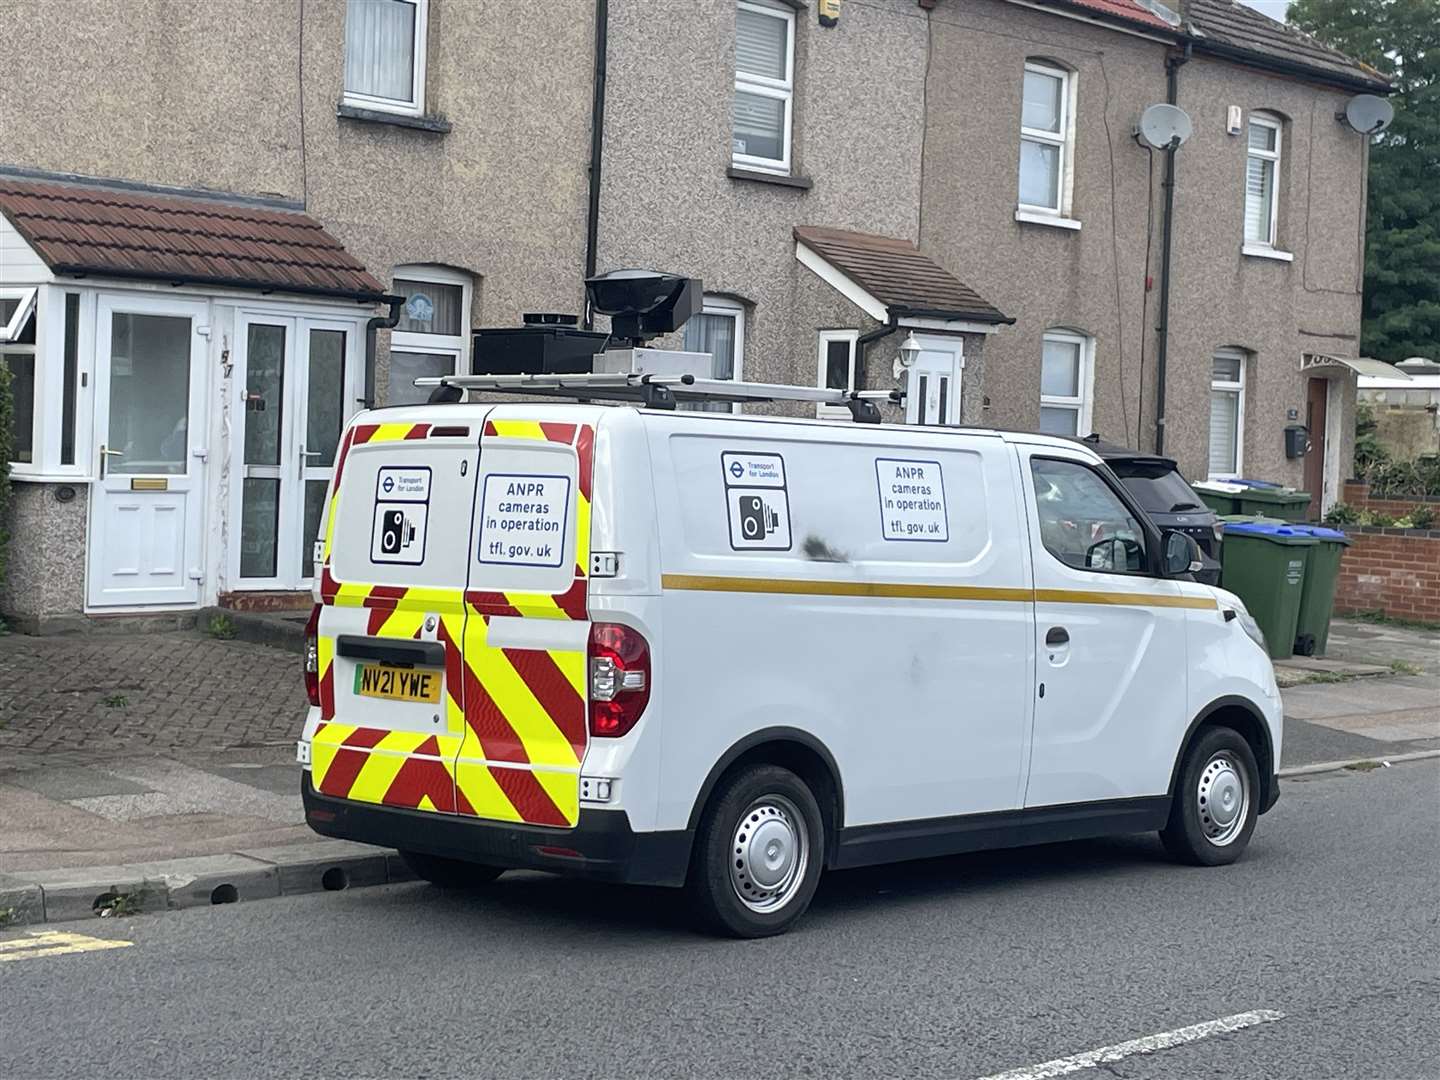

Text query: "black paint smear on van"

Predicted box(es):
[801, 535, 850, 563]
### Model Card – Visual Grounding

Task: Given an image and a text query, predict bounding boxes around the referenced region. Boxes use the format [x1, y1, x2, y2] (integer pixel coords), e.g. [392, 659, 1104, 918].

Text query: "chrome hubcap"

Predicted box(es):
[729, 795, 809, 913]
[1197, 752, 1249, 846]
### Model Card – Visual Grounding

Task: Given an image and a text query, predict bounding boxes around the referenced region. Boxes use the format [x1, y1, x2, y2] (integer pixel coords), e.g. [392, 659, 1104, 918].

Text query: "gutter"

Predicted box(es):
[1152, 41, 1191, 456]
[364, 294, 405, 409]
[50, 264, 394, 307]
[1190, 39, 1392, 96]
[582, 0, 609, 329]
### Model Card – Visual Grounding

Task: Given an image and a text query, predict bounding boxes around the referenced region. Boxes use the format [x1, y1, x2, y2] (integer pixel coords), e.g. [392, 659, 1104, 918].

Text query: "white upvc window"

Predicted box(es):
[387, 265, 471, 405]
[1018, 60, 1076, 217]
[732, 1, 795, 175]
[1038, 329, 1093, 437]
[816, 328, 858, 418]
[1209, 348, 1247, 479]
[1244, 113, 1282, 249]
[343, 0, 429, 117]
[1, 287, 38, 465]
[682, 295, 745, 413]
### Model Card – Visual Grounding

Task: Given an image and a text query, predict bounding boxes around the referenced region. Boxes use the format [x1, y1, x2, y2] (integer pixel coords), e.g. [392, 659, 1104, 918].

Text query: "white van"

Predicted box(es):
[299, 393, 1281, 937]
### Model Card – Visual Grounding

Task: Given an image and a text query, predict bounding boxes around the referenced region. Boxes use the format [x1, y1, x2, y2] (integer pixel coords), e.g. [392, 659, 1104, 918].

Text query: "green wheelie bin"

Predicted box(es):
[1285, 524, 1352, 656]
[1218, 520, 1318, 660]
[1234, 485, 1312, 522]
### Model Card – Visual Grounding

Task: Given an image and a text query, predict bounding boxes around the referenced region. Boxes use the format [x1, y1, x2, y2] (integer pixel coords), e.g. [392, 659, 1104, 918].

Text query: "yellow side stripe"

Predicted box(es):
[661, 574, 1217, 610]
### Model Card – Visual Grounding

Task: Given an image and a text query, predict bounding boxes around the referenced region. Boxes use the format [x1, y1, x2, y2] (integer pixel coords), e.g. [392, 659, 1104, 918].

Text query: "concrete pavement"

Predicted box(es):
[1, 760, 1435, 1079]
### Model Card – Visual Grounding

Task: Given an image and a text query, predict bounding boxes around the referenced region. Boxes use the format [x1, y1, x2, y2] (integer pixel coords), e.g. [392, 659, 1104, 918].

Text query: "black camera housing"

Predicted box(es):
[585, 270, 703, 346]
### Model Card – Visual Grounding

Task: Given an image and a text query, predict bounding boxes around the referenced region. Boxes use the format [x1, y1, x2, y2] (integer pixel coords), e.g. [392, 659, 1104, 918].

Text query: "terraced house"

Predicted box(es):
[0, 0, 1389, 630]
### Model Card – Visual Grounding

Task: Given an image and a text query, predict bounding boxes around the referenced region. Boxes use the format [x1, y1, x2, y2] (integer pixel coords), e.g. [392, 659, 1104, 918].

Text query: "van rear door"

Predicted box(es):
[311, 416, 483, 816]
[451, 412, 594, 828]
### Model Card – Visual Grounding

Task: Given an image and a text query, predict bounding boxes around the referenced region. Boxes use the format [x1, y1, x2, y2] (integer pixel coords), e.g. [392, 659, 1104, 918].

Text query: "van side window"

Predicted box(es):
[1030, 458, 1147, 574]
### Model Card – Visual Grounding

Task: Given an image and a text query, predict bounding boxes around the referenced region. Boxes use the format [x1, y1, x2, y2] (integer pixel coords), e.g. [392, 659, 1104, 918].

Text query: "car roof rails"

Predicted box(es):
[417, 372, 903, 424]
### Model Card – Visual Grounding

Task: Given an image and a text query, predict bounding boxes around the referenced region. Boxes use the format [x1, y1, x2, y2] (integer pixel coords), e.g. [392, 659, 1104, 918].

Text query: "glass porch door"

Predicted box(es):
[236, 315, 357, 589]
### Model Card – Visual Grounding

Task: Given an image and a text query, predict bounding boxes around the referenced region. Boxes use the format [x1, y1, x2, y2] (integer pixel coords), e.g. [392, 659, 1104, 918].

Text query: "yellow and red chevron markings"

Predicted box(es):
[311, 416, 596, 828]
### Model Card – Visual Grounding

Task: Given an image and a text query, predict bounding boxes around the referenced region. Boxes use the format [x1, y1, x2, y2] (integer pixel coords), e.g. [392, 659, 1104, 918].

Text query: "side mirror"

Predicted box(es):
[1163, 531, 1204, 577]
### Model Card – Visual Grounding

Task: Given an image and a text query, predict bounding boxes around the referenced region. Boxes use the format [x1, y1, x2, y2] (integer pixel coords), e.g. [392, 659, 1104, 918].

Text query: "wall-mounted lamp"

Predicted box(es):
[894, 332, 923, 380]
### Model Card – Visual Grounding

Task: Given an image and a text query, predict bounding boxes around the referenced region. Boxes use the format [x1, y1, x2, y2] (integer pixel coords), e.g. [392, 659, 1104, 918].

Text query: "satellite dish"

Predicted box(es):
[1136, 103, 1193, 150]
[1342, 94, 1394, 135]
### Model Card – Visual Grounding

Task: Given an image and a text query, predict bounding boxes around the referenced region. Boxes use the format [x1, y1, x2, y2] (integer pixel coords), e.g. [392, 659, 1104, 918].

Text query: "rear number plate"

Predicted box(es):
[354, 664, 441, 704]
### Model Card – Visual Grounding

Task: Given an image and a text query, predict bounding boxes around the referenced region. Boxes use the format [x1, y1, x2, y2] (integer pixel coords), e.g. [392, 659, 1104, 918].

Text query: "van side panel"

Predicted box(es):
[646, 417, 1037, 832]
[452, 411, 598, 827]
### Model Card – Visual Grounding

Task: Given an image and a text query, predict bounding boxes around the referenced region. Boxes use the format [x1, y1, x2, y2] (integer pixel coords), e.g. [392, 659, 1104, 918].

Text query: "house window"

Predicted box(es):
[682, 296, 745, 412]
[1244, 113, 1282, 249]
[1209, 348, 1246, 478]
[1, 288, 38, 464]
[1038, 330, 1092, 437]
[816, 329, 858, 418]
[344, 0, 429, 116]
[1018, 61, 1074, 216]
[733, 1, 795, 174]
[388, 266, 470, 405]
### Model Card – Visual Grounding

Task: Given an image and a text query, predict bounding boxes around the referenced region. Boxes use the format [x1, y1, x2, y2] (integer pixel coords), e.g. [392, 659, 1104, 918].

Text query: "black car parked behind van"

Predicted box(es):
[1079, 436, 1223, 585]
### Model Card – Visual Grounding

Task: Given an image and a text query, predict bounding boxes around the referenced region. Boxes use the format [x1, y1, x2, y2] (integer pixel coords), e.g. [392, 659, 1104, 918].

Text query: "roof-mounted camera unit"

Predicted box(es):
[585, 269, 702, 347]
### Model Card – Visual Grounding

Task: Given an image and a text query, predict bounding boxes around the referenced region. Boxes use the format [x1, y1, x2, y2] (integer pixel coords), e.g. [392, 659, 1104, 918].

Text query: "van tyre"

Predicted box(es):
[399, 850, 506, 889]
[1161, 727, 1260, 866]
[688, 764, 824, 939]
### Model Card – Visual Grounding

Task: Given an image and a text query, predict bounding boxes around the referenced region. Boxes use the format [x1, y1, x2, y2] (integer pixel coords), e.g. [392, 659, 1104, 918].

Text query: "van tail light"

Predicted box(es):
[588, 623, 650, 738]
[304, 603, 322, 707]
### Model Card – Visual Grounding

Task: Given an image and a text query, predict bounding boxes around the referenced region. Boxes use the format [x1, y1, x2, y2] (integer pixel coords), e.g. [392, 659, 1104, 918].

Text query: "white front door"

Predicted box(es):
[234, 315, 360, 589]
[905, 335, 963, 425]
[88, 296, 210, 609]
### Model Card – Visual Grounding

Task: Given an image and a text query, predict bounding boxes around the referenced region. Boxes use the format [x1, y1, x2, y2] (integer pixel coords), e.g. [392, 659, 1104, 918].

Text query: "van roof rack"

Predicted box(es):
[415, 372, 903, 424]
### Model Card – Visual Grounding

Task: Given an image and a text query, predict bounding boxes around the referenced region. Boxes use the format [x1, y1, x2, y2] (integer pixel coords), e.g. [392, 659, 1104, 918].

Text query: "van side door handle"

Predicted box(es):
[1045, 627, 1070, 647]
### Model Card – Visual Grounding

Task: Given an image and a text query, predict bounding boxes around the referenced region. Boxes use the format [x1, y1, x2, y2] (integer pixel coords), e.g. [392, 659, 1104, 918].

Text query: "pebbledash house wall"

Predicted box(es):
[0, 0, 598, 401]
[920, 0, 1365, 494]
[597, 0, 938, 418]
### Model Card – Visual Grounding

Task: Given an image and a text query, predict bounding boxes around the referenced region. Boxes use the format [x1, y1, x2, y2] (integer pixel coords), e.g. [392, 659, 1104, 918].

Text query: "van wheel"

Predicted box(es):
[1161, 727, 1259, 866]
[399, 850, 506, 889]
[687, 764, 824, 938]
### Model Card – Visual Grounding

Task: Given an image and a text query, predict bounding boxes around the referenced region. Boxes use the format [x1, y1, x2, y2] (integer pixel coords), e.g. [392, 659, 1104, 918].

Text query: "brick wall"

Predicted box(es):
[1341, 481, 1440, 521]
[1334, 526, 1440, 622]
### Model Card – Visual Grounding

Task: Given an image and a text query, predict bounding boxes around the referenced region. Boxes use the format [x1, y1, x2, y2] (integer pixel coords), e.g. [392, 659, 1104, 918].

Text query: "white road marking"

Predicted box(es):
[972, 1010, 1286, 1080]
[0, 930, 132, 963]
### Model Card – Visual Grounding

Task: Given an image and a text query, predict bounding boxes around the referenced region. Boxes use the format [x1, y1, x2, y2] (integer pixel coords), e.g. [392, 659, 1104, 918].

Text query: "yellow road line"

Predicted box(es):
[661, 574, 1217, 610]
[0, 931, 132, 962]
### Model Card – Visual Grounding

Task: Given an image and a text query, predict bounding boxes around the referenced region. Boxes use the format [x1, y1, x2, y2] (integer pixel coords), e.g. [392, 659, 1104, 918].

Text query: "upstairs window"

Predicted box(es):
[1038, 329, 1092, 437]
[733, 1, 795, 174]
[1244, 113, 1282, 249]
[1018, 61, 1074, 217]
[388, 266, 470, 405]
[344, 0, 429, 116]
[1209, 348, 1247, 478]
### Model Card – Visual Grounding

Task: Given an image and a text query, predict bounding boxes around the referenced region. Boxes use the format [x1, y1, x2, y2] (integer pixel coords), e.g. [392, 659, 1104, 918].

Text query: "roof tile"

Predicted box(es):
[794, 225, 1010, 325]
[1182, 0, 1390, 90]
[0, 177, 388, 301]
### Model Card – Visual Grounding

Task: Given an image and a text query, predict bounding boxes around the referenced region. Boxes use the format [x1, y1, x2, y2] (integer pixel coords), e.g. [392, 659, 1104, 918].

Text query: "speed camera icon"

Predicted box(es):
[371, 503, 428, 564]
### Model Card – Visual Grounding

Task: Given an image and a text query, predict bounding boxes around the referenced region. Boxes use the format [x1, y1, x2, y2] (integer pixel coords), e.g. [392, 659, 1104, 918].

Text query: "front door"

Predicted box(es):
[235, 315, 359, 589]
[1304, 378, 1327, 520]
[905, 335, 963, 425]
[88, 296, 210, 609]
[1019, 446, 1192, 807]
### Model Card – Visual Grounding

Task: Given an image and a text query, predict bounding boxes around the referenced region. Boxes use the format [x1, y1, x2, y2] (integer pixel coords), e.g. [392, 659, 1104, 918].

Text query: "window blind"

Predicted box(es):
[736, 8, 787, 80]
[1209, 390, 1239, 474]
[345, 0, 416, 103]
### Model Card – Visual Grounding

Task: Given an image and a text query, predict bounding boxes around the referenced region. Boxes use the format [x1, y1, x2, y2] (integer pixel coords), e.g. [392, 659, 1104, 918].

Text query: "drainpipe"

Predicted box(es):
[582, 0, 609, 329]
[364, 294, 404, 409]
[1153, 41, 1191, 455]
[855, 316, 899, 391]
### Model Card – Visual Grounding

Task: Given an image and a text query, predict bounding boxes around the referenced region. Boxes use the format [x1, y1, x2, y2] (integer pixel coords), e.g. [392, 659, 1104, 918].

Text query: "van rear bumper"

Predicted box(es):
[301, 774, 691, 887]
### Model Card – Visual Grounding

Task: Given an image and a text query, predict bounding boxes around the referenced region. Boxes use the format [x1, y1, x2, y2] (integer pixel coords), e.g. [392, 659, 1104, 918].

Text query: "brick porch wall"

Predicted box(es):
[1334, 526, 1440, 622]
[1341, 481, 1440, 521]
